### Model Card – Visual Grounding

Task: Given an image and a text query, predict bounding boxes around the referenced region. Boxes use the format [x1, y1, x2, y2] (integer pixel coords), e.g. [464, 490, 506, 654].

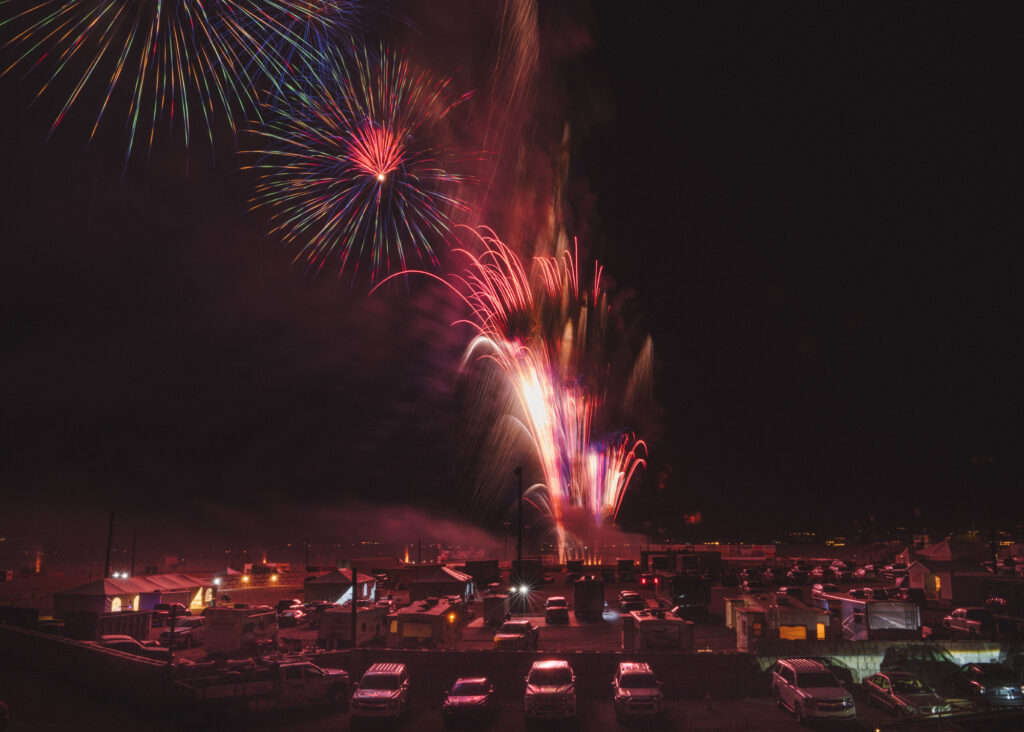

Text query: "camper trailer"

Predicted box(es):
[317, 604, 388, 648]
[203, 606, 278, 656]
[388, 596, 463, 648]
[812, 592, 921, 641]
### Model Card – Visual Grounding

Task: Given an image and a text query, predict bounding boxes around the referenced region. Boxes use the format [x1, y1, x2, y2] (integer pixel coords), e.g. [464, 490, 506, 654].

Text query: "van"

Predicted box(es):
[771, 658, 855, 723]
[351, 662, 409, 721]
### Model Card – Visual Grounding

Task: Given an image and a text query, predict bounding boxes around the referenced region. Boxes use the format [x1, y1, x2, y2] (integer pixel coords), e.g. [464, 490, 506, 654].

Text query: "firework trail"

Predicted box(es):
[0, 0, 348, 159]
[379, 227, 649, 561]
[246, 44, 473, 282]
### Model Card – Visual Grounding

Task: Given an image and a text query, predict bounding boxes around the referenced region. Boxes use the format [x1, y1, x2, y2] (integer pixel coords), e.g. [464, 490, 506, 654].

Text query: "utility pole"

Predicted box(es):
[417, 539, 422, 565]
[305, 536, 310, 572]
[350, 565, 358, 648]
[103, 509, 115, 579]
[515, 467, 523, 568]
[129, 530, 136, 578]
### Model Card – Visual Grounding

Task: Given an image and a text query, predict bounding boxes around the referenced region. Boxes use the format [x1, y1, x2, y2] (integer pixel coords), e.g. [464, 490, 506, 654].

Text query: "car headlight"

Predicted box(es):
[902, 704, 918, 714]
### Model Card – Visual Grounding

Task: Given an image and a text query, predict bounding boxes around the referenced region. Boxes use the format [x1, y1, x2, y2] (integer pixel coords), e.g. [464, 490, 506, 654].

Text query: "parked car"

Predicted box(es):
[151, 602, 189, 627]
[880, 644, 959, 689]
[97, 634, 171, 662]
[776, 586, 804, 602]
[943, 607, 997, 639]
[276, 598, 303, 613]
[863, 671, 951, 716]
[618, 591, 644, 613]
[544, 596, 569, 624]
[811, 583, 839, 597]
[493, 619, 539, 649]
[771, 658, 855, 723]
[741, 579, 767, 594]
[638, 573, 655, 587]
[159, 616, 205, 648]
[950, 663, 1024, 709]
[277, 607, 307, 628]
[351, 662, 409, 721]
[524, 659, 576, 719]
[612, 661, 663, 721]
[441, 677, 496, 725]
[178, 660, 347, 710]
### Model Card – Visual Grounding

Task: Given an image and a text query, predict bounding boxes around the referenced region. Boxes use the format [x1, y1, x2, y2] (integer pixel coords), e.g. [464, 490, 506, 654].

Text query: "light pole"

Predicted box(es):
[514, 467, 523, 613]
[503, 521, 511, 562]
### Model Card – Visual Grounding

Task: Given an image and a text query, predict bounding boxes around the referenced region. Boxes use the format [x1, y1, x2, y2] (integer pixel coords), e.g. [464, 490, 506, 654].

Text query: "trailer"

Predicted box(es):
[573, 577, 605, 621]
[316, 605, 388, 648]
[616, 559, 636, 583]
[202, 606, 278, 657]
[812, 592, 921, 641]
[482, 594, 511, 628]
[622, 609, 693, 650]
[388, 596, 463, 648]
[177, 660, 348, 711]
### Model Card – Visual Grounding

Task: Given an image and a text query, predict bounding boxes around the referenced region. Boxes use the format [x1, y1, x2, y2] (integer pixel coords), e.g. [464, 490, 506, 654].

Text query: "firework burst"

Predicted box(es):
[380, 227, 650, 561]
[246, 44, 472, 282]
[0, 0, 346, 159]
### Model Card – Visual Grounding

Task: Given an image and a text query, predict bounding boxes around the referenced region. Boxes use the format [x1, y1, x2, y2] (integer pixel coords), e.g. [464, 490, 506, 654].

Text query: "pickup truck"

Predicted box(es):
[943, 607, 997, 638]
[177, 661, 348, 711]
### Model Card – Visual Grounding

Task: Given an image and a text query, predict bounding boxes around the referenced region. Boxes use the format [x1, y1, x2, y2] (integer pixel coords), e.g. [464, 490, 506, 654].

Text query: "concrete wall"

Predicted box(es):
[0, 624, 173, 704]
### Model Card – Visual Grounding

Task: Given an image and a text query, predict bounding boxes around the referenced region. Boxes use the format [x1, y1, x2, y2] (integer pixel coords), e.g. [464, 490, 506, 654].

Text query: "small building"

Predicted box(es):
[303, 569, 376, 605]
[387, 596, 463, 648]
[408, 565, 474, 602]
[908, 560, 989, 607]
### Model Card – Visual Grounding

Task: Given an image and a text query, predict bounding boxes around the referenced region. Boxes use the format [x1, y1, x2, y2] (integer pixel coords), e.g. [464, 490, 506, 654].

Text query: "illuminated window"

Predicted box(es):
[816, 622, 826, 640]
[389, 620, 398, 634]
[779, 625, 807, 640]
[110, 597, 122, 612]
[132, 595, 140, 611]
[934, 576, 941, 594]
[752, 622, 763, 636]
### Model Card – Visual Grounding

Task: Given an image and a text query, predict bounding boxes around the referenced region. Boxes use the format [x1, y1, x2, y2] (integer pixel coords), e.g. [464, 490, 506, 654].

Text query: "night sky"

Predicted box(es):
[1, 2, 1020, 563]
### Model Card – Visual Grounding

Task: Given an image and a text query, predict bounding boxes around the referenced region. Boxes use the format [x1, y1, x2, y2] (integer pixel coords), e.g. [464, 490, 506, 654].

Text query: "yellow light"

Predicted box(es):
[242, 575, 249, 583]
[377, 173, 385, 182]
[448, 612, 456, 623]
[271, 574, 278, 582]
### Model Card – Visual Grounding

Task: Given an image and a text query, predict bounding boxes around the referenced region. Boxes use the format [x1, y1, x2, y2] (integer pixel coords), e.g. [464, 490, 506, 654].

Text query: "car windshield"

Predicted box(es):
[619, 673, 657, 688]
[798, 673, 839, 688]
[892, 678, 926, 692]
[451, 681, 489, 696]
[547, 599, 567, 608]
[979, 669, 1017, 685]
[361, 675, 399, 690]
[174, 618, 201, 628]
[499, 622, 529, 633]
[529, 668, 572, 686]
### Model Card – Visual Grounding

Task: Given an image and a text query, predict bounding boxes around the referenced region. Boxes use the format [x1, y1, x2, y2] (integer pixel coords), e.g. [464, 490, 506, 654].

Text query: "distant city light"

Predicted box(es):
[271, 574, 278, 582]
[241, 575, 250, 583]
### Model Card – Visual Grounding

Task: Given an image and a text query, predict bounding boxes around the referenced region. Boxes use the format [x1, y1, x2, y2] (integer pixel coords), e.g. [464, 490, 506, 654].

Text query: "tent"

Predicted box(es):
[408, 565, 474, 602]
[53, 573, 212, 616]
[304, 569, 376, 604]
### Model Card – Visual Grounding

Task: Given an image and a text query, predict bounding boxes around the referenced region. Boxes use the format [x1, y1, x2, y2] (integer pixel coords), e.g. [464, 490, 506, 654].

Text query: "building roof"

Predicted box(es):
[56, 573, 210, 597]
[305, 569, 375, 585]
[409, 565, 472, 583]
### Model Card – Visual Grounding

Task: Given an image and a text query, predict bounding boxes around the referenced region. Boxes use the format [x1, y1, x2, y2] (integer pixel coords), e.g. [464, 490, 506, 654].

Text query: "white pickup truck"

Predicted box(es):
[177, 661, 348, 711]
[943, 607, 997, 638]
